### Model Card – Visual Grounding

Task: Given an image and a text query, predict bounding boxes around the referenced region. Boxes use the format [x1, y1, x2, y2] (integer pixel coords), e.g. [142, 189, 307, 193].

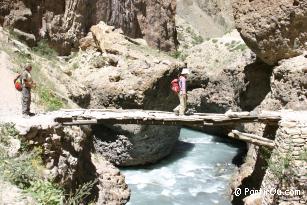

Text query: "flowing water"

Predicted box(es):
[121, 128, 245, 205]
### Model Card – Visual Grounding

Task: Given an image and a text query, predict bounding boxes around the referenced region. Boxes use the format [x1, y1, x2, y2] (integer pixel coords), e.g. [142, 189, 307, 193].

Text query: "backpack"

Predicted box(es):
[171, 78, 180, 93]
[13, 74, 22, 91]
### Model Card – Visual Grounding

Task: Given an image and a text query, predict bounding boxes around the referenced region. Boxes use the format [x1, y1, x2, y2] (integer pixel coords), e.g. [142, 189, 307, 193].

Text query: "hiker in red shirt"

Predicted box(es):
[174, 68, 190, 115]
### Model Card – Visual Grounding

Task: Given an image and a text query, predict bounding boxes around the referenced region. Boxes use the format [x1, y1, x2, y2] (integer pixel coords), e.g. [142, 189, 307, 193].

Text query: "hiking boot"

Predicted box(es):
[173, 109, 179, 116]
[28, 112, 35, 116]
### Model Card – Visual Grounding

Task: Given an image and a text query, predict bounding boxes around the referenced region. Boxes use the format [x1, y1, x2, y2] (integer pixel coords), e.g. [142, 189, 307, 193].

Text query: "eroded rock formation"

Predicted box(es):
[184, 31, 254, 114]
[0, 0, 178, 55]
[233, 0, 307, 65]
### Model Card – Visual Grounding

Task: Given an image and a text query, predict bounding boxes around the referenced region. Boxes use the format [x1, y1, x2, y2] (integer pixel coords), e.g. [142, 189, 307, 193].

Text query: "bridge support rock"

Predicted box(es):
[15, 122, 130, 204]
[93, 124, 180, 166]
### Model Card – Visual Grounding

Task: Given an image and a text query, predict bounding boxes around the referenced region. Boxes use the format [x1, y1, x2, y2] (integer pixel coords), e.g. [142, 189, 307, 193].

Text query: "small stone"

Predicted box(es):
[280, 121, 297, 128]
[8, 138, 21, 157]
[292, 138, 306, 144]
[301, 128, 307, 135]
[285, 128, 301, 135]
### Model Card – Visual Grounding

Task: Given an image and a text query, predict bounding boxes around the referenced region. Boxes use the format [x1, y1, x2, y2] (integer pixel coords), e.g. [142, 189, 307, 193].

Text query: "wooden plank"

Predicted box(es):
[231, 130, 274, 143]
[228, 130, 274, 148]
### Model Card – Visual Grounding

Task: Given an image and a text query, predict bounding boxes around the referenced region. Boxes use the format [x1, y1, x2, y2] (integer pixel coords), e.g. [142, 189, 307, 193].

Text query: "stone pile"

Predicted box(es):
[260, 111, 307, 204]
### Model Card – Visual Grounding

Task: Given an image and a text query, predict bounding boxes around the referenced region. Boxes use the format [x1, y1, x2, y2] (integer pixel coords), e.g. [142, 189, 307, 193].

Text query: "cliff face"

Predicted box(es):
[0, 0, 177, 55]
[177, 0, 234, 39]
[93, 0, 178, 51]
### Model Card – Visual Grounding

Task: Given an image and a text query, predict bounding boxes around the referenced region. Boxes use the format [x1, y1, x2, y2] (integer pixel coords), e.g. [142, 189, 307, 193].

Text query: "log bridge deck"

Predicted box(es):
[55, 109, 280, 126]
[54, 109, 281, 147]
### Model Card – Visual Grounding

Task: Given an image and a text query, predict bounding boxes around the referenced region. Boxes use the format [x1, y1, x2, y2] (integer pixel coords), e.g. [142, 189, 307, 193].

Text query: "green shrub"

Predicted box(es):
[230, 44, 248, 52]
[32, 40, 57, 58]
[0, 150, 41, 189]
[66, 179, 98, 205]
[36, 86, 65, 111]
[27, 180, 64, 205]
[192, 35, 204, 45]
[0, 123, 18, 146]
[268, 152, 293, 179]
[212, 39, 218, 43]
[186, 27, 192, 34]
[0, 124, 96, 204]
[170, 50, 188, 61]
[72, 62, 79, 69]
[91, 56, 108, 68]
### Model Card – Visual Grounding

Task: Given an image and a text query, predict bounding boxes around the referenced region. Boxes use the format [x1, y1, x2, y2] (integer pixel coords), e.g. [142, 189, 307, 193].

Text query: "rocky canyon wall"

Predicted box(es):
[0, 0, 178, 55]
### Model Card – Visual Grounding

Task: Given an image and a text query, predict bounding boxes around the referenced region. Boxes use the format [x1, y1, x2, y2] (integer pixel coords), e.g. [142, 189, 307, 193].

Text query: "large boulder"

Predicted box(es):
[233, 0, 307, 65]
[93, 124, 180, 166]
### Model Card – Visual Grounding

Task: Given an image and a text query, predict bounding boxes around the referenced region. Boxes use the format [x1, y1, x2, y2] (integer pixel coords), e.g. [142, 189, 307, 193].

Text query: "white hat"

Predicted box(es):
[181, 68, 190, 75]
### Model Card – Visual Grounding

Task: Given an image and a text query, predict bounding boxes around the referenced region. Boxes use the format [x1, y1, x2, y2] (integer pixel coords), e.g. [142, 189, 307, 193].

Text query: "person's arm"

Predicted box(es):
[181, 77, 186, 95]
[24, 79, 33, 88]
[24, 73, 35, 88]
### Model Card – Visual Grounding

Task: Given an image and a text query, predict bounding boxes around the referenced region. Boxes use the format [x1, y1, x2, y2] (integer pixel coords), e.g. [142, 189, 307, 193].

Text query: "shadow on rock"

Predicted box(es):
[237, 60, 273, 111]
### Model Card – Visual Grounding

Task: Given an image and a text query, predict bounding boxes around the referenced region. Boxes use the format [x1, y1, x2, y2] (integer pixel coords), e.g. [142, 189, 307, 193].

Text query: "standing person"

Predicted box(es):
[21, 65, 35, 117]
[174, 68, 190, 115]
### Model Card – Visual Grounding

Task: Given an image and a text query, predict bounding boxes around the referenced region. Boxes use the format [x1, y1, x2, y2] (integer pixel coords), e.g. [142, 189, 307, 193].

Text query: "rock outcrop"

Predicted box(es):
[77, 22, 183, 110]
[184, 30, 254, 113]
[255, 54, 307, 111]
[233, 0, 307, 65]
[0, 0, 178, 55]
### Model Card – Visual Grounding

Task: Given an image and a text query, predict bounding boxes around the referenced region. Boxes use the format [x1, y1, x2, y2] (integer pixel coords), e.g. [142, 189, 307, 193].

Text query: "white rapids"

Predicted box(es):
[121, 128, 245, 205]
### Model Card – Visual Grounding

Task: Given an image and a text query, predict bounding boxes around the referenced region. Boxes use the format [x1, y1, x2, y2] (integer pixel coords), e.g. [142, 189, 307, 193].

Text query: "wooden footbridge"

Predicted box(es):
[54, 109, 280, 126]
[53, 109, 281, 148]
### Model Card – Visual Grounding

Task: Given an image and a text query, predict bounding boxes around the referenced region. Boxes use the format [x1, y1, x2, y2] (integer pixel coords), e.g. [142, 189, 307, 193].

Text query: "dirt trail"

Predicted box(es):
[0, 51, 21, 117]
